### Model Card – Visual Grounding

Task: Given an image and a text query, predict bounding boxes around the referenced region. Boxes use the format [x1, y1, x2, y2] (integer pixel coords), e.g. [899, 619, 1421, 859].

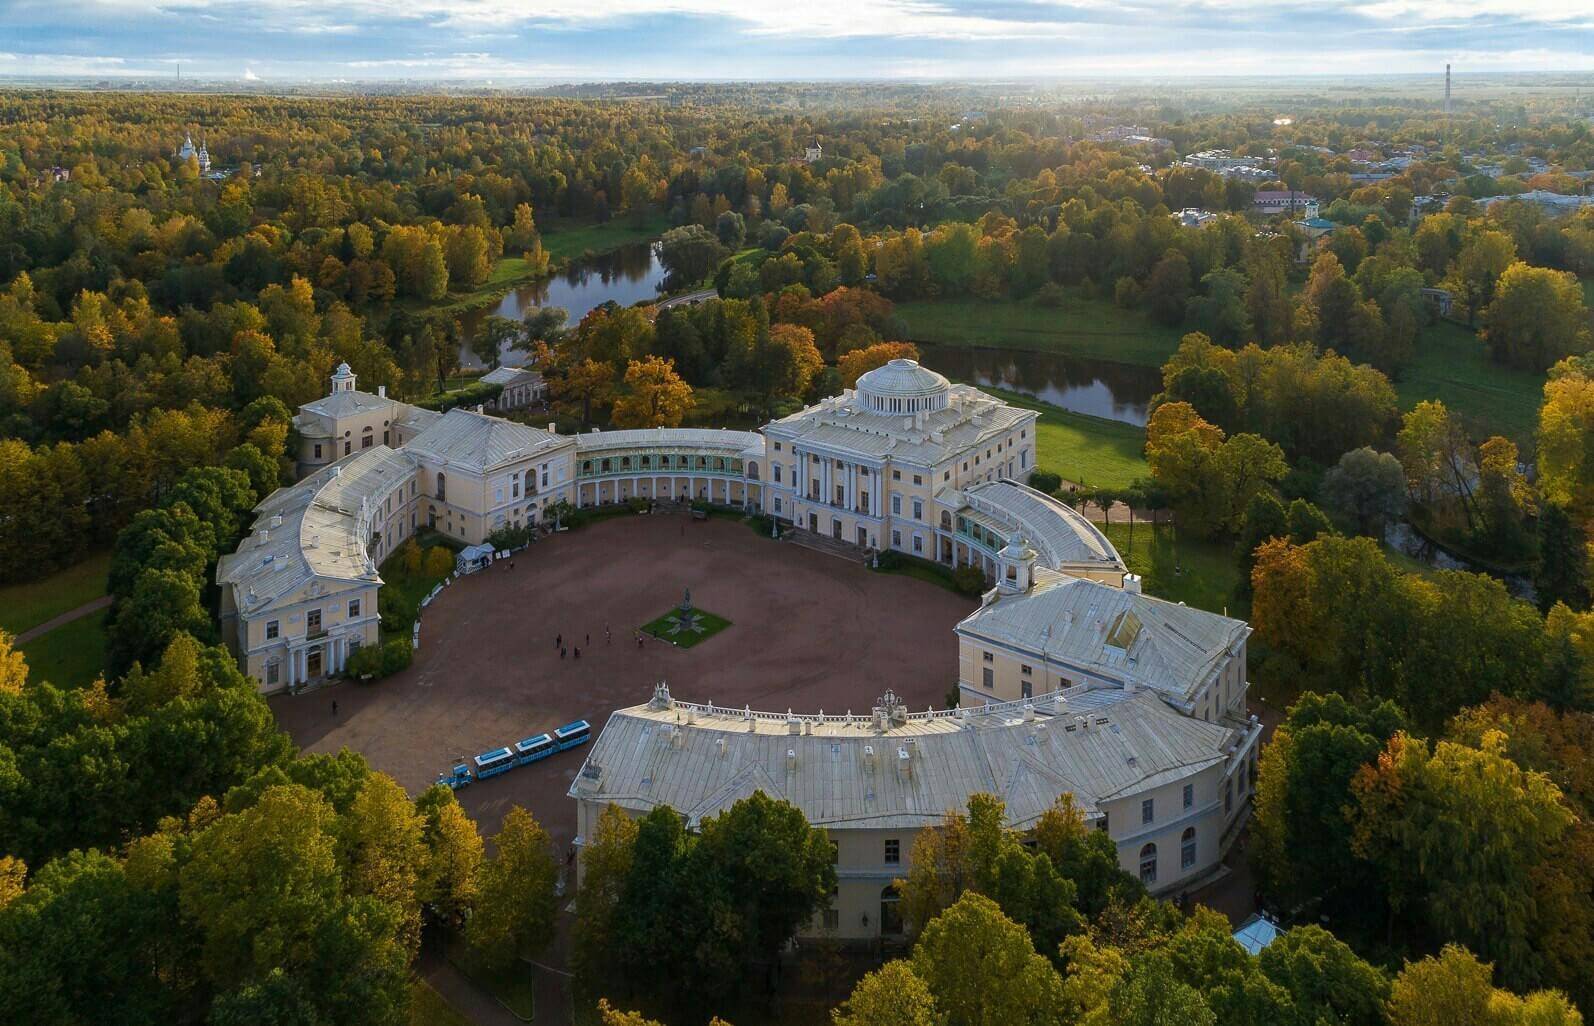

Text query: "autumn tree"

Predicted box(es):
[838, 342, 920, 389]
[556, 358, 616, 427]
[467, 806, 560, 970]
[1482, 263, 1593, 371]
[611, 356, 695, 429]
[910, 893, 1064, 1026]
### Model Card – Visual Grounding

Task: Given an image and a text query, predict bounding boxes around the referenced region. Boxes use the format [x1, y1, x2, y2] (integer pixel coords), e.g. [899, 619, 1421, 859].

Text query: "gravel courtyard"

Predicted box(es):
[272, 513, 976, 850]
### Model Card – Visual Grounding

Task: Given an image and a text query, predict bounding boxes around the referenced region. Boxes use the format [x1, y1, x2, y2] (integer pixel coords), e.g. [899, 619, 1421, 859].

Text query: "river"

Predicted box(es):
[457, 242, 667, 369]
[916, 344, 1161, 426]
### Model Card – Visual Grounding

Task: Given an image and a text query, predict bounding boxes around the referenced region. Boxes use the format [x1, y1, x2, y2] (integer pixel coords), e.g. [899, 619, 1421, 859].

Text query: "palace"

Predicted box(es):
[218, 355, 1261, 916]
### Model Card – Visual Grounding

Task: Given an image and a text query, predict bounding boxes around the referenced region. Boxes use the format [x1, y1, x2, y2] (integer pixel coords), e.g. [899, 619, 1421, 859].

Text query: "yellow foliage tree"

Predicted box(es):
[611, 356, 694, 429]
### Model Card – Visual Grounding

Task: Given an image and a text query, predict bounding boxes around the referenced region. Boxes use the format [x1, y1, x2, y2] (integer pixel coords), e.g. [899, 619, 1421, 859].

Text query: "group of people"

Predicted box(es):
[554, 625, 650, 659]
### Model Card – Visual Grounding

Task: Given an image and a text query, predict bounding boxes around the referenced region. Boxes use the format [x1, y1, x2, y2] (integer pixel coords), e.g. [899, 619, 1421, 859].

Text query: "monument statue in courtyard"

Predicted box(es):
[681, 587, 692, 614]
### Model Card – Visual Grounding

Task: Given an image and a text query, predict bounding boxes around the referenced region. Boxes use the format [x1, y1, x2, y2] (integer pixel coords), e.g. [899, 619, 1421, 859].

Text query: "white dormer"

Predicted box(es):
[997, 535, 1037, 594]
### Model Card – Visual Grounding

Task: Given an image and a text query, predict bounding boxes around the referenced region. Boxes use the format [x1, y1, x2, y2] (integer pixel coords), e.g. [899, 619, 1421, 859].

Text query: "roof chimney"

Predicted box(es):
[378, 385, 387, 398]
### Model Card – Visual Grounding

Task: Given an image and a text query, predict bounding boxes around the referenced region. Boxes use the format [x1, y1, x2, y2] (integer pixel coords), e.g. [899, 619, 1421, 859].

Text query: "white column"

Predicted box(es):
[846, 463, 855, 512]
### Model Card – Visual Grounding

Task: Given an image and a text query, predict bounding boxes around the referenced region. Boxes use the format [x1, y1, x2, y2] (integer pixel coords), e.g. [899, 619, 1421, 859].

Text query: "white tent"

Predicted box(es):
[456, 543, 495, 575]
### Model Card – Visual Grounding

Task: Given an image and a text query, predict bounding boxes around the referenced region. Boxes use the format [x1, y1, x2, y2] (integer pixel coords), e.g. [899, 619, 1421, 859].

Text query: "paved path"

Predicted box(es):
[13, 595, 112, 644]
[654, 287, 716, 311]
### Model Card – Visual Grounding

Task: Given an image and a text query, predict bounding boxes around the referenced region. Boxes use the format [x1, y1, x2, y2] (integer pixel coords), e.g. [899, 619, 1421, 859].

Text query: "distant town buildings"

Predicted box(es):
[1252, 191, 1319, 219]
[1479, 190, 1594, 215]
[1173, 208, 1218, 228]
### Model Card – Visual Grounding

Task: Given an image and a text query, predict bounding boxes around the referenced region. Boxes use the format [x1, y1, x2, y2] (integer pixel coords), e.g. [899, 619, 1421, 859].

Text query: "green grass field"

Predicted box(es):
[974, 386, 1149, 490]
[1398, 319, 1544, 445]
[1101, 521, 1240, 617]
[642, 607, 732, 648]
[540, 213, 669, 263]
[0, 550, 111, 637]
[895, 294, 1186, 369]
[20, 609, 108, 688]
[409, 981, 474, 1026]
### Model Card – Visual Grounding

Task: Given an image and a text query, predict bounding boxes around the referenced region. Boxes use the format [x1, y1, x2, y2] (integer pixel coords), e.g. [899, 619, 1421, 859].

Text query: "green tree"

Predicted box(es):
[1321, 447, 1406, 538]
[910, 893, 1064, 1026]
[1256, 925, 1389, 1026]
[1144, 251, 1193, 326]
[1535, 503, 1589, 613]
[1482, 263, 1593, 372]
[466, 806, 559, 970]
[833, 960, 944, 1026]
[1444, 228, 1516, 325]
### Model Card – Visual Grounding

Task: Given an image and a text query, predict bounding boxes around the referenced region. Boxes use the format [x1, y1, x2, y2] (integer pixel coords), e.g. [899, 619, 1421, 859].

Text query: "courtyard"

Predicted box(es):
[272, 513, 975, 850]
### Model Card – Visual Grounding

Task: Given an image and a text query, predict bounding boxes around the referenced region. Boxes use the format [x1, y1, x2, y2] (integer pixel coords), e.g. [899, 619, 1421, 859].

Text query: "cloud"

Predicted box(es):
[242, 66, 258, 79]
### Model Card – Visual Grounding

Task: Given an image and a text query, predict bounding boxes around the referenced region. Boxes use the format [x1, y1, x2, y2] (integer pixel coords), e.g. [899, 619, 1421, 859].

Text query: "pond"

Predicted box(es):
[457, 242, 667, 369]
[916, 344, 1161, 426]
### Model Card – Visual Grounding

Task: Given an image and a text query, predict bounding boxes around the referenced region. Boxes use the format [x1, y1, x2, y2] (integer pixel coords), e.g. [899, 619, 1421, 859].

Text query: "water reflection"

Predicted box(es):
[916, 345, 1160, 426]
[458, 242, 667, 368]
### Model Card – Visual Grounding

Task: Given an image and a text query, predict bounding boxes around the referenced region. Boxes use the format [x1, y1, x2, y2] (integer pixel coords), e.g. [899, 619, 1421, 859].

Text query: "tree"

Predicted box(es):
[659, 225, 729, 288]
[572, 802, 638, 981]
[1321, 447, 1406, 538]
[1537, 360, 1594, 521]
[1482, 263, 1592, 372]
[1445, 229, 1517, 325]
[833, 961, 944, 1026]
[910, 893, 1064, 1026]
[1352, 732, 1574, 988]
[179, 783, 343, 986]
[416, 786, 483, 929]
[839, 342, 919, 389]
[1388, 948, 1492, 1026]
[715, 210, 746, 251]
[556, 358, 616, 427]
[1107, 952, 1217, 1026]
[1187, 268, 1251, 347]
[1144, 251, 1193, 326]
[0, 630, 25, 696]
[1256, 926, 1388, 1026]
[1535, 503, 1589, 613]
[470, 315, 522, 370]
[467, 806, 559, 970]
[612, 356, 695, 429]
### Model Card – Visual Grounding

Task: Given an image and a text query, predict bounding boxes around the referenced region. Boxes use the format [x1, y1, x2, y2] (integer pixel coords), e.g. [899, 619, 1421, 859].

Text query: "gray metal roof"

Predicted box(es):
[569, 685, 1238, 830]
[217, 446, 416, 613]
[480, 366, 543, 386]
[961, 480, 1124, 573]
[404, 408, 569, 472]
[766, 384, 1034, 466]
[575, 427, 765, 457]
[956, 573, 1248, 705]
[298, 388, 400, 421]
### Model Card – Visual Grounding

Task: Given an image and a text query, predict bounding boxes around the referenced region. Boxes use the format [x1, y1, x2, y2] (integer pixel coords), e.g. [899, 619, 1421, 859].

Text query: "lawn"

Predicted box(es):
[409, 981, 474, 1026]
[895, 293, 1187, 369]
[377, 538, 461, 638]
[445, 932, 535, 1021]
[0, 550, 111, 636]
[20, 609, 108, 688]
[1100, 521, 1241, 617]
[540, 212, 669, 263]
[976, 386, 1149, 490]
[1397, 319, 1544, 445]
[641, 606, 732, 648]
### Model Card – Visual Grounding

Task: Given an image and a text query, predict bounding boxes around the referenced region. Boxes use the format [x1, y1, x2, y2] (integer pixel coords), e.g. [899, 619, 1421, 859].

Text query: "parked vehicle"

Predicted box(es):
[553, 720, 592, 751]
[436, 763, 473, 790]
[474, 747, 517, 779]
[514, 732, 555, 766]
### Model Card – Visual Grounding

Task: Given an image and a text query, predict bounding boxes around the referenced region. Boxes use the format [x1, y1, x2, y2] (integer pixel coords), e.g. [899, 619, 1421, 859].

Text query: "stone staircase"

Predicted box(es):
[783, 527, 870, 565]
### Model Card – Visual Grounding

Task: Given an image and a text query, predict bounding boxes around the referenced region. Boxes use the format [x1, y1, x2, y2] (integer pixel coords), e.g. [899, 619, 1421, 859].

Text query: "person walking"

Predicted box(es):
[574, 647, 581, 660]
[560, 647, 566, 659]
[332, 700, 339, 716]
[605, 625, 611, 644]
[556, 633, 562, 649]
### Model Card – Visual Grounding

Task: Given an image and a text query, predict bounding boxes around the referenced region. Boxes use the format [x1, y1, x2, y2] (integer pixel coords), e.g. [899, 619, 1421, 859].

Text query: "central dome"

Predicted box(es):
[856, 359, 951, 414]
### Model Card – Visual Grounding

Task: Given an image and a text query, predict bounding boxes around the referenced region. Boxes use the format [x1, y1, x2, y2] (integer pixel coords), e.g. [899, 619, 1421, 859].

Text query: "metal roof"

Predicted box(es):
[766, 384, 1035, 467]
[569, 685, 1238, 830]
[217, 445, 416, 613]
[960, 480, 1124, 573]
[574, 427, 765, 457]
[404, 408, 569, 472]
[956, 573, 1248, 706]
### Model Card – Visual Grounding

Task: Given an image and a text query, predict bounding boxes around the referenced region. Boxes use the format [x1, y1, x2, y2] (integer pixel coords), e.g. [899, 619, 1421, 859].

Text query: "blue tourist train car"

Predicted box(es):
[514, 733, 555, 766]
[474, 747, 518, 779]
[436, 763, 473, 790]
[553, 720, 591, 751]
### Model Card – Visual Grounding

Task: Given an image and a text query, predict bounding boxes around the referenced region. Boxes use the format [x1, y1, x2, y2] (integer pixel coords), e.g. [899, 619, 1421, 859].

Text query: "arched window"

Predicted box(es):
[1181, 828, 1197, 870]
[1139, 843, 1158, 885]
[940, 510, 951, 529]
[435, 472, 446, 501]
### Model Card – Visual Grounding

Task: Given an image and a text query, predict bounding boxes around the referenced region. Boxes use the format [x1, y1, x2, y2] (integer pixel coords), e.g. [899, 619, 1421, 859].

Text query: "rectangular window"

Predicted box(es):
[774, 465, 782, 483]
[307, 609, 322, 635]
[913, 474, 922, 485]
[349, 599, 361, 619]
[1021, 680, 1032, 699]
[1097, 813, 1109, 832]
[912, 535, 923, 553]
[892, 470, 901, 481]
[1183, 783, 1193, 810]
[823, 908, 839, 930]
[830, 840, 839, 864]
[343, 441, 351, 456]
[891, 496, 901, 515]
[884, 839, 900, 864]
[313, 443, 323, 459]
[265, 620, 279, 640]
[912, 499, 922, 520]
[982, 667, 994, 689]
[1021, 665, 1032, 676]
[266, 660, 279, 685]
[983, 651, 993, 663]
[1141, 798, 1154, 824]
[891, 529, 901, 547]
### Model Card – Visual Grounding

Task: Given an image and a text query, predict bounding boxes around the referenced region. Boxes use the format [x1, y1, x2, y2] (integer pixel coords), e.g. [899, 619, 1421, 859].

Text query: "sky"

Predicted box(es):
[1, 0, 1593, 82]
